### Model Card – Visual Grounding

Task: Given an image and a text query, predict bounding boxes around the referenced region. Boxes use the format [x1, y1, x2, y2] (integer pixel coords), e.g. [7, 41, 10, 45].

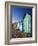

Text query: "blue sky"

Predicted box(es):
[11, 6, 32, 23]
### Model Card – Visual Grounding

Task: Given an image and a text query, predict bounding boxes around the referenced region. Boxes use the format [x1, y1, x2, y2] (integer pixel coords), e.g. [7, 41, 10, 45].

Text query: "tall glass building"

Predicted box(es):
[23, 13, 32, 33]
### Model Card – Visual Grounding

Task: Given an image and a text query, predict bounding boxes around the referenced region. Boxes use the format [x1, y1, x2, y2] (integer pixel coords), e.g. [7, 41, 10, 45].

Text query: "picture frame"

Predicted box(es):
[5, 1, 37, 45]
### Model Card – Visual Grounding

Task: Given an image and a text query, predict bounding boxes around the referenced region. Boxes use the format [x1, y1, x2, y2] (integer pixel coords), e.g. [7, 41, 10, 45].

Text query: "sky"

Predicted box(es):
[11, 5, 32, 23]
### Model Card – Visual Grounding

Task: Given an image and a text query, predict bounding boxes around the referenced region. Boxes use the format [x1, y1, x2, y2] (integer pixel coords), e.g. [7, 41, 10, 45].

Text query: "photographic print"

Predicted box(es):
[11, 6, 32, 38]
[5, 2, 37, 44]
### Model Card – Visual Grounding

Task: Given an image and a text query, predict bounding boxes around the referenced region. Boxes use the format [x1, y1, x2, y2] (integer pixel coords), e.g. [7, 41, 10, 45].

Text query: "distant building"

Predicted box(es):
[22, 13, 32, 33]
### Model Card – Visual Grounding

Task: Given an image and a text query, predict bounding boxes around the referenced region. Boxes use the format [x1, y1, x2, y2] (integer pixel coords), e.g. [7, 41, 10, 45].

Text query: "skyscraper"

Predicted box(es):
[23, 13, 31, 33]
